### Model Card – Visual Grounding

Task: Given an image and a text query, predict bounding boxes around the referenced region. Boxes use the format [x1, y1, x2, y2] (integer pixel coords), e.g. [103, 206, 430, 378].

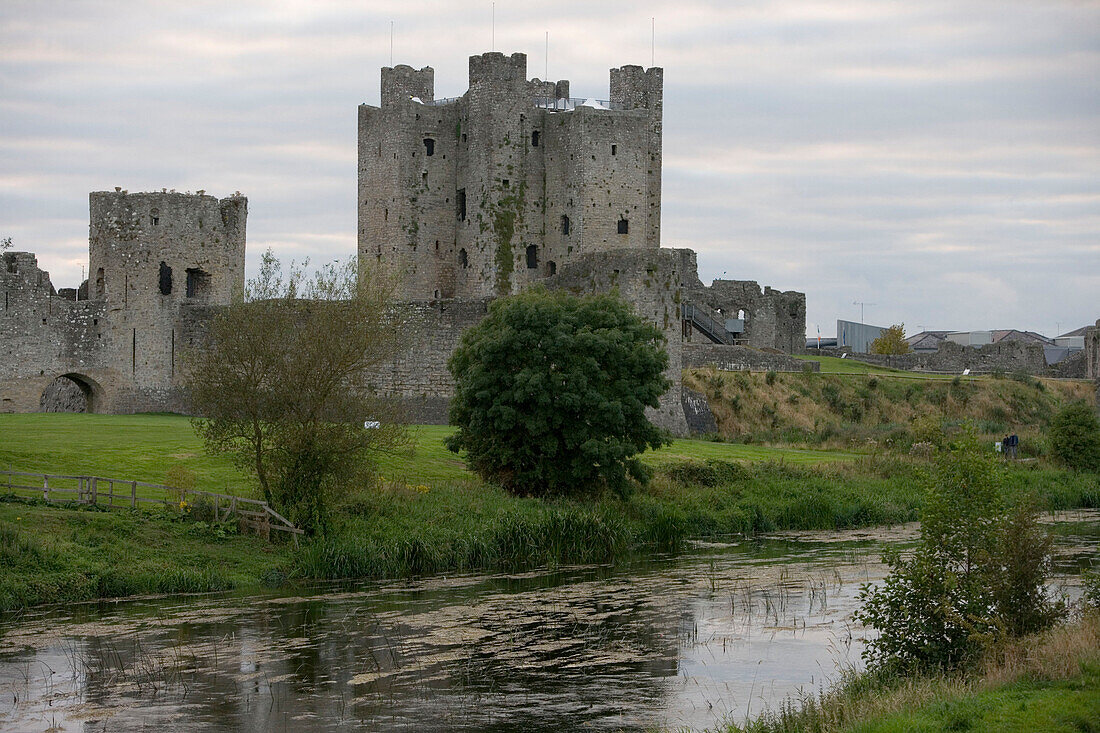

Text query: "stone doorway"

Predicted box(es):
[40, 374, 100, 413]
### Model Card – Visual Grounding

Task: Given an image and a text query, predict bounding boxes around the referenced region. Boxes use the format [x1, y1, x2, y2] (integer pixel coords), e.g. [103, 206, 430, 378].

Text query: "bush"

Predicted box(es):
[856, 432, 1062, 673]
[1048, 401, 1100, 473]
[446, 287, 670, 498]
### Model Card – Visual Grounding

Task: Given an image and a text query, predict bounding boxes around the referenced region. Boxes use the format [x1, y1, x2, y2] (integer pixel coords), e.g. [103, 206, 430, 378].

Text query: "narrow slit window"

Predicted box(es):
[611, 144, 617, 156]
[617, 218, 629, 234]
[456, 189, 467, 221]
[561, 215, 570, 235]
[531, 130, 540, 147]
[548, 261, 557, 275]
[459, 248, 468, 269]
[423, 138, 435, 156]
[95, 268, 104, 298]
[525, 245, 538, 269]
[158, 262, 172, 295]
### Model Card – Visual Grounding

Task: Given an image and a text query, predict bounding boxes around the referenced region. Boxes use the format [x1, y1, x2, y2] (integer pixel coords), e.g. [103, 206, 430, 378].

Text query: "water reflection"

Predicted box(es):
[0, 512, 1094, 732]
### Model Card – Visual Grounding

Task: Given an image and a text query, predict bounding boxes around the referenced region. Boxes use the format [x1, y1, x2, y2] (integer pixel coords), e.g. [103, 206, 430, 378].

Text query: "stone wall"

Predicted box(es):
[682, 344, 819, 373]
[0, 191, 244, 414]
[1086, 320, 1100, 380]
[546, 247, 691, 435]
[1048, 350, 1088, 379]
[360, 244, 807, 436]
[808, 339, 1048, 374]
[366, 298, 492, 424]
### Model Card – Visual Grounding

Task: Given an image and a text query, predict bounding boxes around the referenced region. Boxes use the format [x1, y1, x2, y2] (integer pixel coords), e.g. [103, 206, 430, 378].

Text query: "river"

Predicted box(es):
[1, 511, 1096, 732]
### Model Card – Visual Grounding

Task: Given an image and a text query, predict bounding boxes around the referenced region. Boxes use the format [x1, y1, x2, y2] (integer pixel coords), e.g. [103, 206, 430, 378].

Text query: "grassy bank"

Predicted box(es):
[685, 366, 1094, 448]
[1, 413, 1097, 613]
[727, 613, 1100, 733]
[0, 499, 288, 612]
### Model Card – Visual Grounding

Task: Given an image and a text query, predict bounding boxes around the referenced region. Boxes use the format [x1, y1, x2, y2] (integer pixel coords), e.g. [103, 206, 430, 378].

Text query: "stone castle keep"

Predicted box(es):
[2, 50, 809, 434]
[359, 52, 662, 300]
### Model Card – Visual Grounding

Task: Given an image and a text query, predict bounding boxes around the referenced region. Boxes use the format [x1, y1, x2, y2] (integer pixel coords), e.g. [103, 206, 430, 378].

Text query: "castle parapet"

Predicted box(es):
[381, 64, 434, 107]
[610, 65, 663, 111]
[469, 51, 527, 93]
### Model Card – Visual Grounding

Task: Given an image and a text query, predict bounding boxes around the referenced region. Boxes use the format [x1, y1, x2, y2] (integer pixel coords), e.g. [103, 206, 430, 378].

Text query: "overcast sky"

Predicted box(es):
[2, 0, 1098, 337]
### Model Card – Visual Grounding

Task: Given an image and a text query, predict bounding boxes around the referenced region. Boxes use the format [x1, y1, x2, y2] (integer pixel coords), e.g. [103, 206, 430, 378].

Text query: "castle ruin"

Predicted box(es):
[1, 190, 246, 413]
[2, 50, 808, 435]
[357, 51, 806, 433]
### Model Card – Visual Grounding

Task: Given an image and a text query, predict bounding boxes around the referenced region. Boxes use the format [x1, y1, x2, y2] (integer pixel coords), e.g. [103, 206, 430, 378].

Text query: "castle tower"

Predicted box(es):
[88, 190, 246, 409]
[358, 51, 664, 301]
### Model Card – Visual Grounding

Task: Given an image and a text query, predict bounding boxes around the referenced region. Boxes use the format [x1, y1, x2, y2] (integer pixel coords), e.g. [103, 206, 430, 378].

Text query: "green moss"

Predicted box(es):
[490, 181, 526, 296]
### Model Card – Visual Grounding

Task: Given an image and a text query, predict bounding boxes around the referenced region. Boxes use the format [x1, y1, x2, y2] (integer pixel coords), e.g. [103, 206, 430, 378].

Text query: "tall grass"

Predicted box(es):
[0, 500, 281, 613]
[295, 503, 634, 580]
[685, 366, 1094, 449]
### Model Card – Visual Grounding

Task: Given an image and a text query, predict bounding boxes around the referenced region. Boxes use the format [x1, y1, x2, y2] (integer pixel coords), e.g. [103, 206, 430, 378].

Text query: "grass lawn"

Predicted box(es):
[846, 671, 1100, 733]
[794, 354, 976, 379]
[2, 413, 1096, 613]
[0, 414, 862, 498]
[0, 413, 250, 497]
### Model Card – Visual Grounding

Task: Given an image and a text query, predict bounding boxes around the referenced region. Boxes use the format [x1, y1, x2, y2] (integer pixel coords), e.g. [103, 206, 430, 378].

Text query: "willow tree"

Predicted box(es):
[185, 250, 409, 533]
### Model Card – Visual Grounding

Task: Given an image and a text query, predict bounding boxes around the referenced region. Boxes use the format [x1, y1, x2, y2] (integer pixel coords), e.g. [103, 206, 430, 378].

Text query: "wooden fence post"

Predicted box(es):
[43, 474, 49, 502]
[131, 481, 137, 508]
[89, 476, 97, 505]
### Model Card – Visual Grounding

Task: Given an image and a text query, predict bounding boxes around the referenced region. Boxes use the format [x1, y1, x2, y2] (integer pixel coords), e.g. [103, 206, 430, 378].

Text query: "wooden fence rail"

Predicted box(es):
[1, 469, 303, 544]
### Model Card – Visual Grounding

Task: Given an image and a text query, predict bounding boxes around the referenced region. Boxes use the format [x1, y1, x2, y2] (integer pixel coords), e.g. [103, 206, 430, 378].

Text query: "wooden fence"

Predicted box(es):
[0, 470, 303, 544]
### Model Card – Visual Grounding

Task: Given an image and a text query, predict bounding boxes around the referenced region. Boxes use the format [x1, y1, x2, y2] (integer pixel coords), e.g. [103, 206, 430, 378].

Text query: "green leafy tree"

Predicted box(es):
[1, 237, 11, 251]
[856, 430, 1061, 672]
[446, 287, 671, 498]
[870, 323, 911, 355]
[185, 250, 409, 534]
[1048, 400, 1100, 473]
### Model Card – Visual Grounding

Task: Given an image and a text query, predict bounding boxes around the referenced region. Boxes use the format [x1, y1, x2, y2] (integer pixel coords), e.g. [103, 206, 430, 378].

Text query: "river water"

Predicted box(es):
[1, 512, 1096, 732]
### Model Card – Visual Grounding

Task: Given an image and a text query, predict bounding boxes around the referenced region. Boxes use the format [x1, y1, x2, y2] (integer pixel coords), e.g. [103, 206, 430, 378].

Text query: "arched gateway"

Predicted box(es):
[40, 373, 102, 413]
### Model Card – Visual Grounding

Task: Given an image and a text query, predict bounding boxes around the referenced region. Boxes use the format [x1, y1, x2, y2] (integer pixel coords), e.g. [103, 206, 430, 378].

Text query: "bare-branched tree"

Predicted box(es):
[185, 249, 411, 534]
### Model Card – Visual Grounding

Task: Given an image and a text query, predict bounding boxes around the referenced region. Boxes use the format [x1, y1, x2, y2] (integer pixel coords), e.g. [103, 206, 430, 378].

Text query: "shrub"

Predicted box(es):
[765, 370, 778, 385]
[1084, 570, 1100, 609]
[856, 432, 1062, 673]
[1048, 401, 1100, 473]
[911, 413, 946, 449]
[446, 287, 670, 498]
[164, 463, 196, 505]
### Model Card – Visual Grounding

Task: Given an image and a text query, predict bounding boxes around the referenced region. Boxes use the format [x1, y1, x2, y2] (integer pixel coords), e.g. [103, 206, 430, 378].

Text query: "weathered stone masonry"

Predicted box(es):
[0, 191, 245, 413]
[359, 52, 662, 301]
[2, 50, 807, 437]
[359, 51, 807, 434]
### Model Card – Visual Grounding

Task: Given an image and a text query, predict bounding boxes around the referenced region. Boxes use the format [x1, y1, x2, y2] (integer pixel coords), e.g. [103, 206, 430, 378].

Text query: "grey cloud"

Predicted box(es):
[1, 0, 1097, 336]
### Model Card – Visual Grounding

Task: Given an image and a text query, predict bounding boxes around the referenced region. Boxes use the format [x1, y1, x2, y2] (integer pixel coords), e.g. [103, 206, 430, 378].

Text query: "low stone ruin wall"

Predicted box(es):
[682, 343, 818, 373]
[808, 340, 1047, 375]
